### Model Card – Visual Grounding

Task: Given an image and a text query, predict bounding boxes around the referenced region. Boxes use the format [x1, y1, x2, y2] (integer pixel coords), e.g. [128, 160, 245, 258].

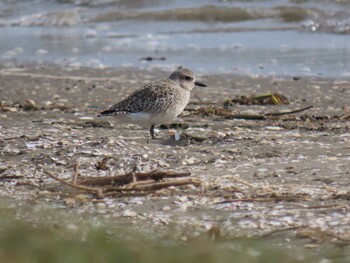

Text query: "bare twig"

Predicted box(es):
[43, 170, 103, 196]
[339, 113, 350, 120]
[189, 105, 314, 121]
[103, 186, 147, 192]
[297, 227, 350, 244]
[72, 162, 80, 185]
[287, 204, 348, 210]
[132, 179, 200, 190]
[104, 191, 155, 198]
[258, 225, 350, 244]
[316, 229, 350, 243]
[224, 114, 267, 120]
[266, 105, 314, 116]
[259, 226, 302, 238]
[193, 92, 205, 104]
[78, 171, 191, 186]
[216, 196, 310, 204]
[15, 181, 43, 189]
[0, 175, 24, 180]
[226, 106, 314, 120]
[230, 176, 255, 188]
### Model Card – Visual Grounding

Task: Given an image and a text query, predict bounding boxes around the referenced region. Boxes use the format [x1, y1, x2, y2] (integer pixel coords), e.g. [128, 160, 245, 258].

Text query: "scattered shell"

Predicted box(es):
[122, 210, 137, 217]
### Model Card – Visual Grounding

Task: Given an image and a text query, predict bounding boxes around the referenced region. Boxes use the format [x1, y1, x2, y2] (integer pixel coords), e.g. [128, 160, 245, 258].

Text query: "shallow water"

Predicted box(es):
[0, 0, 350, 77]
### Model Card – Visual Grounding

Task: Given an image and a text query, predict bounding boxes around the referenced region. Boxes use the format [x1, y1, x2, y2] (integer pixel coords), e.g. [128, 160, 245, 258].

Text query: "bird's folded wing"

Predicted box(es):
[106, 81, 177, 114]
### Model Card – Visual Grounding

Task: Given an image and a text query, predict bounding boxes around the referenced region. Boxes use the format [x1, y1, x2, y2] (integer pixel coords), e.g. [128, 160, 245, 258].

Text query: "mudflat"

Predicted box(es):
[1, 64, 350, 255]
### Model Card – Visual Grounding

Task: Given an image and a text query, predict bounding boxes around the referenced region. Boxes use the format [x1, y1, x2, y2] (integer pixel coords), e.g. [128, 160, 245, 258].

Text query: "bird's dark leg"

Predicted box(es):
[150, 125, 155, 139]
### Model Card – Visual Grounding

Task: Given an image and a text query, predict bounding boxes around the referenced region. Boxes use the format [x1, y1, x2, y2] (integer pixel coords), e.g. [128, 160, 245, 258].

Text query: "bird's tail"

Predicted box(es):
[97, 109, 116, 117]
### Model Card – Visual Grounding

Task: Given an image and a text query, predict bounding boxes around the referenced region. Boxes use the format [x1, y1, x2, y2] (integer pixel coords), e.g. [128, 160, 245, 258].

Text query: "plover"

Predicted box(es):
[97, 68, 207, 138]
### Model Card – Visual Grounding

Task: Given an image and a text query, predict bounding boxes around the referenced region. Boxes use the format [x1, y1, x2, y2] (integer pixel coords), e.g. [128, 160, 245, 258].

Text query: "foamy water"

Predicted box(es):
[0, 0, 349, 77]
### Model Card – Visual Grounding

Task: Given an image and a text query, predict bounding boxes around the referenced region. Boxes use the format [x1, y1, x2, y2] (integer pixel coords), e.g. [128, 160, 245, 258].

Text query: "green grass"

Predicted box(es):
[0, 219, 304, 263]
[0, 205, 346, 263]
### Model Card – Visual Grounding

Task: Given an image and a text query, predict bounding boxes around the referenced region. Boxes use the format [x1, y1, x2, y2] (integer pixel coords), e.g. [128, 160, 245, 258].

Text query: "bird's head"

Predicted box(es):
[169, 68, 207, 91]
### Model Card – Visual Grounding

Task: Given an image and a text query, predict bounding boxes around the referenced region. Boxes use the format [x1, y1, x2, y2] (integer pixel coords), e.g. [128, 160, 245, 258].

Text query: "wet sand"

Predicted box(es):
[1, 63, 350, 257]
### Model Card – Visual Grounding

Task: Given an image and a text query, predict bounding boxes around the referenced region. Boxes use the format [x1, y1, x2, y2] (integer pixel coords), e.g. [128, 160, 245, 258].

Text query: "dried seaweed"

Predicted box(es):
[224, 93, 289, 106]
[0, 99, 73, 112]
[95, 157, 110, 171]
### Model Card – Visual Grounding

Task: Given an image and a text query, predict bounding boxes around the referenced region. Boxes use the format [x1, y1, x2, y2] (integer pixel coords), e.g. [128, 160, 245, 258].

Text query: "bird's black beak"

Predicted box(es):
[194, 81, 207, 87]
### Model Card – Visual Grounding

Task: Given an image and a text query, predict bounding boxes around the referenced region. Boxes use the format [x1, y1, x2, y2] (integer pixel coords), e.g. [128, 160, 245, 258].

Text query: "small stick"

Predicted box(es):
[104, 186, 147, 192]
[15, 181, 43, 189]
[227, 106, 314, 119]
[78, 171, 191, 186]
[193, 105, 314, 120]
[43, 170, 102, 194]
[132, 179, 200, 190]
[260, 225, 350, 243]
[297, 226, 350, 243]
[286, 204, 347, 210]
[215, 196, 310, 204]
[316, 230, 350, 243]
[72, 162, 80, 185]
[265, 105, 314, 116]
[193, 92, 205, 104]
[225, 114, 267, 120]
[104, 191, 155, 198]
[126, 179, 156, 188]
[230, 176, 255, 188]
[0, 175, 25, 180]
[259, 226, 302, 238]
[103, 179, 197, 192]
[339, 113, 350, 120]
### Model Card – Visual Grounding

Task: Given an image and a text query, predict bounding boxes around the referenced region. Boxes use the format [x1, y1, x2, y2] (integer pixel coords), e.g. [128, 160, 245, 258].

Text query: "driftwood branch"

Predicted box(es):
[43, 170, 102, 193]
[43, 168, 194, 199]
[77, 171, 191, 186]
[132, 179, 200, 190]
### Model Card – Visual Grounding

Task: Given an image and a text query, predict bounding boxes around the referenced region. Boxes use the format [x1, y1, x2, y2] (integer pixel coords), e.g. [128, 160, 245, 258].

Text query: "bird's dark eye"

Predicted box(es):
[184, 76, 193, 81]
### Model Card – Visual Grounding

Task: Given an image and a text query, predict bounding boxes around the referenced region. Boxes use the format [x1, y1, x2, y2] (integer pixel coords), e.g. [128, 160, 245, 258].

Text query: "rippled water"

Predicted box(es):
[0, 0, 350, 77]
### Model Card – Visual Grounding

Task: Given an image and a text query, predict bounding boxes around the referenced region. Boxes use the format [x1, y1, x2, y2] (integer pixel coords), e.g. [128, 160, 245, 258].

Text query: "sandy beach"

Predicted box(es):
[1, 63, 350, 258]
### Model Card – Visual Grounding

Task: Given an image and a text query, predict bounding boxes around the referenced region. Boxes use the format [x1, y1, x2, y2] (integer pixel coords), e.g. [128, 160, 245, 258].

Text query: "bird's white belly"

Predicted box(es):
[116, 99, 188, 128]
[119, 111, 177, 128]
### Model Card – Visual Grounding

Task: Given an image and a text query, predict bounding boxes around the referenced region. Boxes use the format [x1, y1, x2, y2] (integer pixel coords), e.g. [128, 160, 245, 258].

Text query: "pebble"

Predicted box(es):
[122, 209, 137, 217]
[162, 206, 171, 211]
[264, 126, 284, 131]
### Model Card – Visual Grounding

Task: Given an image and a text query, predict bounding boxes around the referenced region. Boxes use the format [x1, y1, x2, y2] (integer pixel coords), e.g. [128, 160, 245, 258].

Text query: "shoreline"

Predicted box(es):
[2, 61, 350, 80]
